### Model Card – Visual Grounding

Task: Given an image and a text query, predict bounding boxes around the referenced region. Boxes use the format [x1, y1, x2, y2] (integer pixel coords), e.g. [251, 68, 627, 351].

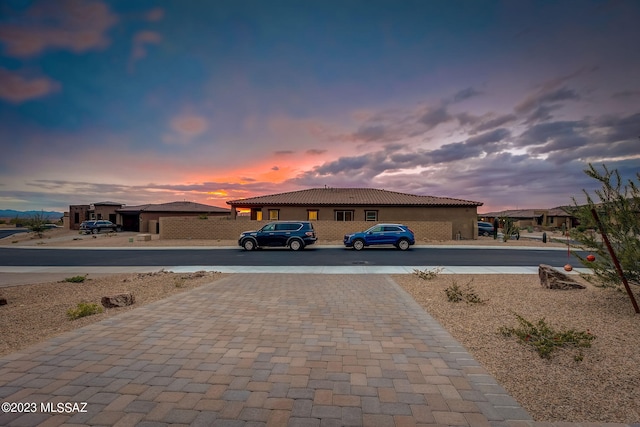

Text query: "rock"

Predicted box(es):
[538, 264, 586, 290]
[101, 293, 135, 308]
[0, 297, 7, 306]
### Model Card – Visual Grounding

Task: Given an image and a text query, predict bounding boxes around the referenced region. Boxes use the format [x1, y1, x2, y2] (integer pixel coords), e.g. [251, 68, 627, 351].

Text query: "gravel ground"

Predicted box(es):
[395, 273, 640, 424]
[0, 271, 226, 357]
[2, 228, 638, 423]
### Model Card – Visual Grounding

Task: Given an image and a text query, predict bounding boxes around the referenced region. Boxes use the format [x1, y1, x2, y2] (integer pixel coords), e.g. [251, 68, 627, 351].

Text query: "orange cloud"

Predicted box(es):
[171, 114, 209, 136]
[0, 0, 118, 58]
[0, 68, 60, 103]
[145, 8, 164, 22]
[131, 30, 162, 61]
[162, 114, 210, 145]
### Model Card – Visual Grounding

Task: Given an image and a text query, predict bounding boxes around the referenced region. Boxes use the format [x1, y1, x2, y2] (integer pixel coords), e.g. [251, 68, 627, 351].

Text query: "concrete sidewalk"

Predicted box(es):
[0, 274, 535, 427]
[0, 265, 592, 288]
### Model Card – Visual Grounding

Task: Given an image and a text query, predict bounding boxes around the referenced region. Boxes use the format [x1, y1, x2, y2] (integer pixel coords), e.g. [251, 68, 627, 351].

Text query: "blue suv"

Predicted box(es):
[239, 221, 317, 251]
[343, 223, 415, 251]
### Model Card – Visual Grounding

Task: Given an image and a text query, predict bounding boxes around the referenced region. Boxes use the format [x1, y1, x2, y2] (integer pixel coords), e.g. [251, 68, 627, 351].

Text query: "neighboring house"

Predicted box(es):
[227, 187, 483, 239]
[116, 201, 230, 233]
[69, 201, 123, 230]
[68, 201, 229, 232]
[479, 207, 576, 229]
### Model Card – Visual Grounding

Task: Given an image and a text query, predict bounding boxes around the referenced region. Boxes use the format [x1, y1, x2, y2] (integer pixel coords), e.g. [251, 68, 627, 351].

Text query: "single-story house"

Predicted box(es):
[69, 201, 124, 230]
[116, 201, 230, 233]
[227, 187, 483, 240]
[479, 207, 576, 230]
[69, 201, 229, 232]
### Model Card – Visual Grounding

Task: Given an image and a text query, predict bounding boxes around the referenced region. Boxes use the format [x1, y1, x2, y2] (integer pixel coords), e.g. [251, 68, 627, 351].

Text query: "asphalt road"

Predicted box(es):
[0, 229, 29, 239]
[0, 246, 583, 267]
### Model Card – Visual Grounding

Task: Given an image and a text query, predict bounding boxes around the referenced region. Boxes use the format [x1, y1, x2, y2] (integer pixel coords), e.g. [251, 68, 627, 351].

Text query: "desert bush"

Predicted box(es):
[67, 302, 103, 320]
[412, 267, 443, 280]
[499, 314, 595, 360]
[444, 279, 484, 304]
[63, 275, 88, 283]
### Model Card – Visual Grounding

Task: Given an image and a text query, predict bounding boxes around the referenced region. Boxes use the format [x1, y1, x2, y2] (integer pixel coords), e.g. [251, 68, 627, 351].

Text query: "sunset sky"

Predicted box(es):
[1, 0, 639, 214]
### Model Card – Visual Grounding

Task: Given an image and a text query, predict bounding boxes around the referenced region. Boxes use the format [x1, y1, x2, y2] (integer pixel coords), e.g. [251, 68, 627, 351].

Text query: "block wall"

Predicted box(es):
[159, 216, 455, 242]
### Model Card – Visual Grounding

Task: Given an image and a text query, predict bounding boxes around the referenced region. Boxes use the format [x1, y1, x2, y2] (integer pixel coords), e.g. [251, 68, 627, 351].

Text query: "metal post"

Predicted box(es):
[590, 208, 639, 314]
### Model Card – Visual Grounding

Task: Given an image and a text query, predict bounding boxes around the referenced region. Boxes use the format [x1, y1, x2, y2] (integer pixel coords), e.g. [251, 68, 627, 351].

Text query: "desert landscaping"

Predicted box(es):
[1, 228, 639, 423]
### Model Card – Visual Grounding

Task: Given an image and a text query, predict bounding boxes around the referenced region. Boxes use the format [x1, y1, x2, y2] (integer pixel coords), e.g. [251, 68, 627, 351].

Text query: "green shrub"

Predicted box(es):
[63, 275, 88, 283]
[499, 314, 595, 360]
[444, 279, 484, 304]
[67, 302, 103, 320]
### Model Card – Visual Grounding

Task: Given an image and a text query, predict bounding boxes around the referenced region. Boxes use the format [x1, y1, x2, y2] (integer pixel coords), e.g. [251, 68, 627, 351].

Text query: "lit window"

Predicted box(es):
[308, 210, 318, 221]
[269, 209, 279, 220]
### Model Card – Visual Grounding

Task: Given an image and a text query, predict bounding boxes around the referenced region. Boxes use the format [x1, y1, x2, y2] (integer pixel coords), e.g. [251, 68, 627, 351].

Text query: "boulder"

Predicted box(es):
[538, 264, 586, 290]
[101, 293, 135, 308]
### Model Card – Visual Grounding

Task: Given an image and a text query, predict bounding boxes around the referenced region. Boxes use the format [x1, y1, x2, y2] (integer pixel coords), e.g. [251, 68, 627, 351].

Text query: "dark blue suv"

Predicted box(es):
[343, 223, 415, 251]
[239, 221, 317, 251]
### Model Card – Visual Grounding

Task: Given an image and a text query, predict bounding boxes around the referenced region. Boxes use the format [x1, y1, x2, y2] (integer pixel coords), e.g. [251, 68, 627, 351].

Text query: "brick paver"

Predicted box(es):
[0, 274, 633, 427]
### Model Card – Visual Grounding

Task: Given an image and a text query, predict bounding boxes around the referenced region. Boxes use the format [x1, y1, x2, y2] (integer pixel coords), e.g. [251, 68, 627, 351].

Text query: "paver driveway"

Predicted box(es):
[0, 274, 530, 426]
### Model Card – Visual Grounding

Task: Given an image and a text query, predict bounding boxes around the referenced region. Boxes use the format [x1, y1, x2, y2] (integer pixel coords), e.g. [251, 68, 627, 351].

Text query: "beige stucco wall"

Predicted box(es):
[159, 216, 455, 242]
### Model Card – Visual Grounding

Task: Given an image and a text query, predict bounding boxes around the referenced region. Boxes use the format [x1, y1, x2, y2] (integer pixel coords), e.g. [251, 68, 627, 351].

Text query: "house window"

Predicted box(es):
[549, 217, 554, 224]
[335, 210, 354, 221]
[308, 210, 318, 221]
[365, 210, 378, 221]
[268, 209, 279, 220]
[251, 208, 263, 220]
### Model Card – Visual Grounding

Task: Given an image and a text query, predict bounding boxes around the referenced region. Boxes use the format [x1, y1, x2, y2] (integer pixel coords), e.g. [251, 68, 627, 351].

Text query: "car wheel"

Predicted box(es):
[397, 238, 410, 251]
[289, 239, 303, 251]
[91, 228, 99, 234]
[352, 239, 365, 251]
[482, 231, 489, 237]
[242, 239, 256, 251]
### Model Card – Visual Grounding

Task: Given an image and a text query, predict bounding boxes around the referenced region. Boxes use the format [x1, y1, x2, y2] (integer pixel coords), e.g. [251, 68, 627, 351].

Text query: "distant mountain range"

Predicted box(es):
[0, 210, 64, 220]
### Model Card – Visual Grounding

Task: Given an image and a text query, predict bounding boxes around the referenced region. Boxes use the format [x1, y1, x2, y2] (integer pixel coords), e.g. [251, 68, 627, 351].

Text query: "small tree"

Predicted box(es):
[25, 211, 48, 238]
[569, 164, 640, 288]
[499, 216, 520, 242]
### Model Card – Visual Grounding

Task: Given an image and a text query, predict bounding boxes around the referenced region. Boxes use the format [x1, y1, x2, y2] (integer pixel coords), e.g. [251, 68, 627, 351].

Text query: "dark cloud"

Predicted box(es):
[274, 150, 294, 155]
[471, 114, 518, 133]
[612, 90, 640, 99]
[351, 125, 388, 142]
[466, 128, 511, 147]
[515, 87, 581, 114]
[593, 112, 640, 144]
[517, 120, 588, 149]
[271, 166, 280, 171]
[417, 106, 453, 130]
[451, 87, 483, 103]
[306, 149, 327, 155]
[428, 142, 484, 163]
[523, 104, 562, 124]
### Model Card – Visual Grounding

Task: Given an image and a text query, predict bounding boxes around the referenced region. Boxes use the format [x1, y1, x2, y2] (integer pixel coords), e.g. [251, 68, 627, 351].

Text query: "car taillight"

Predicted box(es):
[408, 228, 415, 235]
[305, 231, 314, 236]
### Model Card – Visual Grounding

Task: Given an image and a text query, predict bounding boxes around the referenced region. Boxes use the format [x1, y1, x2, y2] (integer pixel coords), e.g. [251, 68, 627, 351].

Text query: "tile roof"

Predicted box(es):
[480, 207, 573, 217]
[117, 201, 229, 213]
[227, 188, 482, 207]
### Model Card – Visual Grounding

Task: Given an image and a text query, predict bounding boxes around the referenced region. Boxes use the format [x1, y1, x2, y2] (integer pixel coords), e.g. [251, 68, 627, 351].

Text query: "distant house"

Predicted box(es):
[69, 201, 229, 232]
[479, 207, 576, 229]
[69, 201, 122, 230]
[227, 187, 483, 239]
[117, 201, 230, 233]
